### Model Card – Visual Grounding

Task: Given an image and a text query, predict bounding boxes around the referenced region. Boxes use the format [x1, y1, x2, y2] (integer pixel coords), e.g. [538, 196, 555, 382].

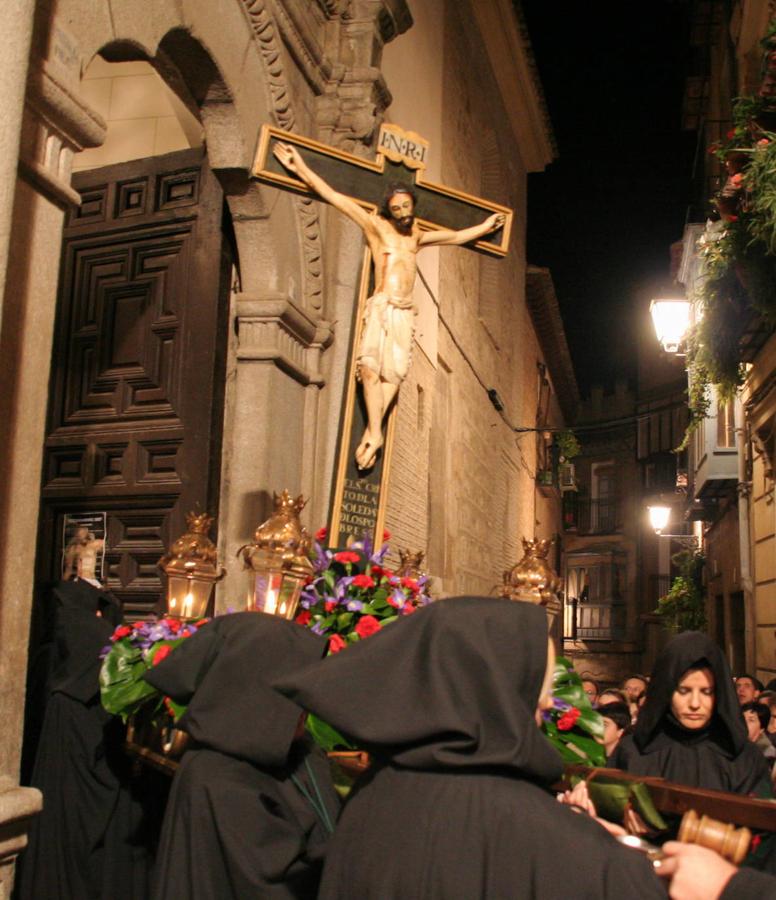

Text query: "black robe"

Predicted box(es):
[721, 868, 776, 899]
[276, 597, 667, 900]
[17, 579, 154, 900]
[145, 611, 340, 900]
[612, 631, 773, 797]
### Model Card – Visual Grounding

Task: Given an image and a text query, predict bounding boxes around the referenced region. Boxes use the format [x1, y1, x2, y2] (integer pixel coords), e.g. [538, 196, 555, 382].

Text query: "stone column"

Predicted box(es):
[0, 18, 104, 786]
[0, 0, 36, 326]
[215, 293, 332, 608]
[0, 779, 41, 899]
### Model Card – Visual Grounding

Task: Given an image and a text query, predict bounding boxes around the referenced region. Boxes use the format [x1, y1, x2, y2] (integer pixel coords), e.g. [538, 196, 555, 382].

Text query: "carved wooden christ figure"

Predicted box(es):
[273, 142, 505, 470]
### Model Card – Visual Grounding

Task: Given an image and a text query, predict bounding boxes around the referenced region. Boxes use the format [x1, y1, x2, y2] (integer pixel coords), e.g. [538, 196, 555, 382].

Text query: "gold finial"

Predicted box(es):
[500, 537, 562, 622]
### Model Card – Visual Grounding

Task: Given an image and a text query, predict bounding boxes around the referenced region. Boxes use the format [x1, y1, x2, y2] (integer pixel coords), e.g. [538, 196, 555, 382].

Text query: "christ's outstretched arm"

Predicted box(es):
[418, 212, 505, 247]
[274, 143, 373, 232]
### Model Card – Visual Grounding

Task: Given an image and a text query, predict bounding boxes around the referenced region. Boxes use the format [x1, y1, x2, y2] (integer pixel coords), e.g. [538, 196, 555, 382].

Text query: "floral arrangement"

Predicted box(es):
[99, 615, 211, 721]
[298, 529, 433, 751]
[542, 656, 605, 766]
[297, 529, 432, 654]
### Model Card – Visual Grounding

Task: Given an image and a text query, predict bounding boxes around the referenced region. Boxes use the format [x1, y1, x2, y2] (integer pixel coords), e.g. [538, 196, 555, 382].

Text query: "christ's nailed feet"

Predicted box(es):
[355, 431, 383, 471]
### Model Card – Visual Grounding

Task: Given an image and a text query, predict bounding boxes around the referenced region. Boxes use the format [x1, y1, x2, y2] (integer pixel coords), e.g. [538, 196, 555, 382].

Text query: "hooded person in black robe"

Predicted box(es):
[145, 611, 340, 900]
[17, 579, 155, 900]
[275, 596, 667, 900]
[611, 631, 773, 797]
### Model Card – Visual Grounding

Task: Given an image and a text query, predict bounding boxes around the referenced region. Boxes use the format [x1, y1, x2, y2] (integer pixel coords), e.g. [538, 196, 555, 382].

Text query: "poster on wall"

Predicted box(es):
[61, 511, 107, 583]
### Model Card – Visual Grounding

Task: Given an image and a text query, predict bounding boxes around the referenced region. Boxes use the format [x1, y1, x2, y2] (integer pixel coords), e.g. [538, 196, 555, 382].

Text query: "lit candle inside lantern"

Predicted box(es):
[265, 586, 277, 615]
[182, 591, 194, 618]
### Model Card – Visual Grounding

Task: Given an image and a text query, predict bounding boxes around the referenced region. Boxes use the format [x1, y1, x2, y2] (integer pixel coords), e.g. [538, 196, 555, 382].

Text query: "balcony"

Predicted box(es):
[562, 496, 621, 534]
[564, 598, 626, 642]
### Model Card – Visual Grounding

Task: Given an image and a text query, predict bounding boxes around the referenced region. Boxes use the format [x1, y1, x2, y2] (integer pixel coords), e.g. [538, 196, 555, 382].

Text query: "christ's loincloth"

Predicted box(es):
[357, 292, 416, 385]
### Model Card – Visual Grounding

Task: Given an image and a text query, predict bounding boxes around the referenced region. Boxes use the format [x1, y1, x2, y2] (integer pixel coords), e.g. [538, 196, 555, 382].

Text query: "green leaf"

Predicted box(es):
[306, 714, 354, 751]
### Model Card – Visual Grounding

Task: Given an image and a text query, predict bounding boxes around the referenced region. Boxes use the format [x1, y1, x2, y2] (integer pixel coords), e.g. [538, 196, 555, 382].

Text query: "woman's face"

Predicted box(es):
[670, 666, 715, 730]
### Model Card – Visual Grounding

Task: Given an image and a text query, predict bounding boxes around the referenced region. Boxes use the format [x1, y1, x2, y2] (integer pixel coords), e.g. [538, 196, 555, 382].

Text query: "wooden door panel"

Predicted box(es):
[38, 148, 227, 618]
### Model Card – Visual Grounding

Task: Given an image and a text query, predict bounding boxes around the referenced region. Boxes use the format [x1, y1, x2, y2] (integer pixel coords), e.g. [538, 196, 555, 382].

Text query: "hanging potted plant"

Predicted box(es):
[681, 42, 776, 446]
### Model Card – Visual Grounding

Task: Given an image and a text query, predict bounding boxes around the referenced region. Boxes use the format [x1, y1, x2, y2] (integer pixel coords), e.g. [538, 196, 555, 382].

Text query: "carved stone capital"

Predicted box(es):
[235, 292, 333, 386]
[20, 50, 106, 207]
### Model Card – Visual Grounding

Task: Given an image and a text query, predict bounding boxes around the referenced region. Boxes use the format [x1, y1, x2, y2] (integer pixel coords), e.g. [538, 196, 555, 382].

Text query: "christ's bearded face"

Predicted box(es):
[387, 191, 414, 234]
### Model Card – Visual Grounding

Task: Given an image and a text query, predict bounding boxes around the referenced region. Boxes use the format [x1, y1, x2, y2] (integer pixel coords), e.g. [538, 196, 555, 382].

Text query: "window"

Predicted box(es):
[716, 398, 735, 448]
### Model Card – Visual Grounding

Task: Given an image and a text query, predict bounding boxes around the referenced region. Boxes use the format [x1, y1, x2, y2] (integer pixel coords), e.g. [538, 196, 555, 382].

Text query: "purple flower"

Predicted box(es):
[346, 599, 365, 612]
[310, 620, 327, 636]
[147, 625, 166, 643]
[99, 644, 112, 659]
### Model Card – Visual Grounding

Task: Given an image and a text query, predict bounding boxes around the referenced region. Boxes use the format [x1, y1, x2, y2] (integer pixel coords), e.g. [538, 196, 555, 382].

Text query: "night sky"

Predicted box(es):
[521, 1, 697, 394]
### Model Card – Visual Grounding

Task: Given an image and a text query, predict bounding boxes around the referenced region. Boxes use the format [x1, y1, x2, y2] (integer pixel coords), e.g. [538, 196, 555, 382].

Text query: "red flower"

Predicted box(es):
[168, 618, 182, 633]
[334, 551, 360, 564]
[401, 577, 420, 593]
[328, 634, 347, 654]
[295, 610, 311, 625]
[355, 615, 381, 638]
[726, 128, 737, 139]
[163, 696, 175, 715]
[352, 574, 375, 589]
[722, 214, 739, 222]
[383, 529, 391, 541]
[382, 568, 394, 580]
[112, 625, 132, 641]
[315, 527, 328, 542]
[132, 621, 145, 630]
[324, 600, 337, 612]
[371, 565, 384, 578]
[758, 138, 771, 147]
[401, 604, 417, 616]
[557, 707, 581, 732]
[153, 644, 172, 666]
[730, 173, 744, 187]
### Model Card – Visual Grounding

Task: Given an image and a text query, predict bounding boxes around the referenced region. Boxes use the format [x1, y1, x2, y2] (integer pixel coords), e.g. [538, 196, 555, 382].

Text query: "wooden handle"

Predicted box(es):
[678, 809, 752, 864]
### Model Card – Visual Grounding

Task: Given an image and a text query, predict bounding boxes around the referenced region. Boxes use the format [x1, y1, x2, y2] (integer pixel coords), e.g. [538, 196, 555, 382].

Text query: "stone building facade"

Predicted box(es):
[0, 0, 572, 885]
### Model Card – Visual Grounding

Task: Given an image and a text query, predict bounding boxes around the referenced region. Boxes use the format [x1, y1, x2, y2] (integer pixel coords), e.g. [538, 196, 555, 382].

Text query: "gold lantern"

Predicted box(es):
[159, 512, 225, 618]
[500, 537, 562, 625]
[240, 490, 314, 619]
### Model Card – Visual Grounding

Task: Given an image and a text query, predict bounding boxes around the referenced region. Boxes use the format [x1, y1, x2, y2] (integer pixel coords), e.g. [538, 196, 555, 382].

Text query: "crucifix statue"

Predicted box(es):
[253, 124, 512, 543]
[273, 142, 505, 470]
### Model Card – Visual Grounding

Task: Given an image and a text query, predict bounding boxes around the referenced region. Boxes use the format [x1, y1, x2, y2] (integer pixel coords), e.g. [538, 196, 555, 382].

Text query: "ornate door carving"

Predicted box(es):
[37, 148, 229, 617]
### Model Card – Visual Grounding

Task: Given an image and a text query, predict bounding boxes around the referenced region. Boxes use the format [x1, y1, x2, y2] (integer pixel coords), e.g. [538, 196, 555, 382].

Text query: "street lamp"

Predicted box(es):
[648, 504, 699, 548]
[648, 504, 672, 535]
[649, 297, 691, 354]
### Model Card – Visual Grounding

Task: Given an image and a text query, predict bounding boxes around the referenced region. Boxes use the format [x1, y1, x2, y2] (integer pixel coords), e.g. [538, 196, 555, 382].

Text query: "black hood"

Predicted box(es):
[50, 579, 122, 702]
[145, 612, 327, 768]
[275, 596, 563, 782]
[634, 630, 747, 757]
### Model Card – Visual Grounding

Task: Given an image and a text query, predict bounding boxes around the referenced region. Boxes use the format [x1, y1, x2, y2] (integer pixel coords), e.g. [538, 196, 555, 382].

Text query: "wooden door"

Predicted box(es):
[37, 148, 230, 617]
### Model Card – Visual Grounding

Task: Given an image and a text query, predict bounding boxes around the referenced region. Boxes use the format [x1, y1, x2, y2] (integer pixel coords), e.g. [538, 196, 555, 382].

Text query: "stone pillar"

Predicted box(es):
[0, 18, 104, 787]
[0, 780, 41, 899]
[216, 293, 332, 608]
[0, 0, 35, 324]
